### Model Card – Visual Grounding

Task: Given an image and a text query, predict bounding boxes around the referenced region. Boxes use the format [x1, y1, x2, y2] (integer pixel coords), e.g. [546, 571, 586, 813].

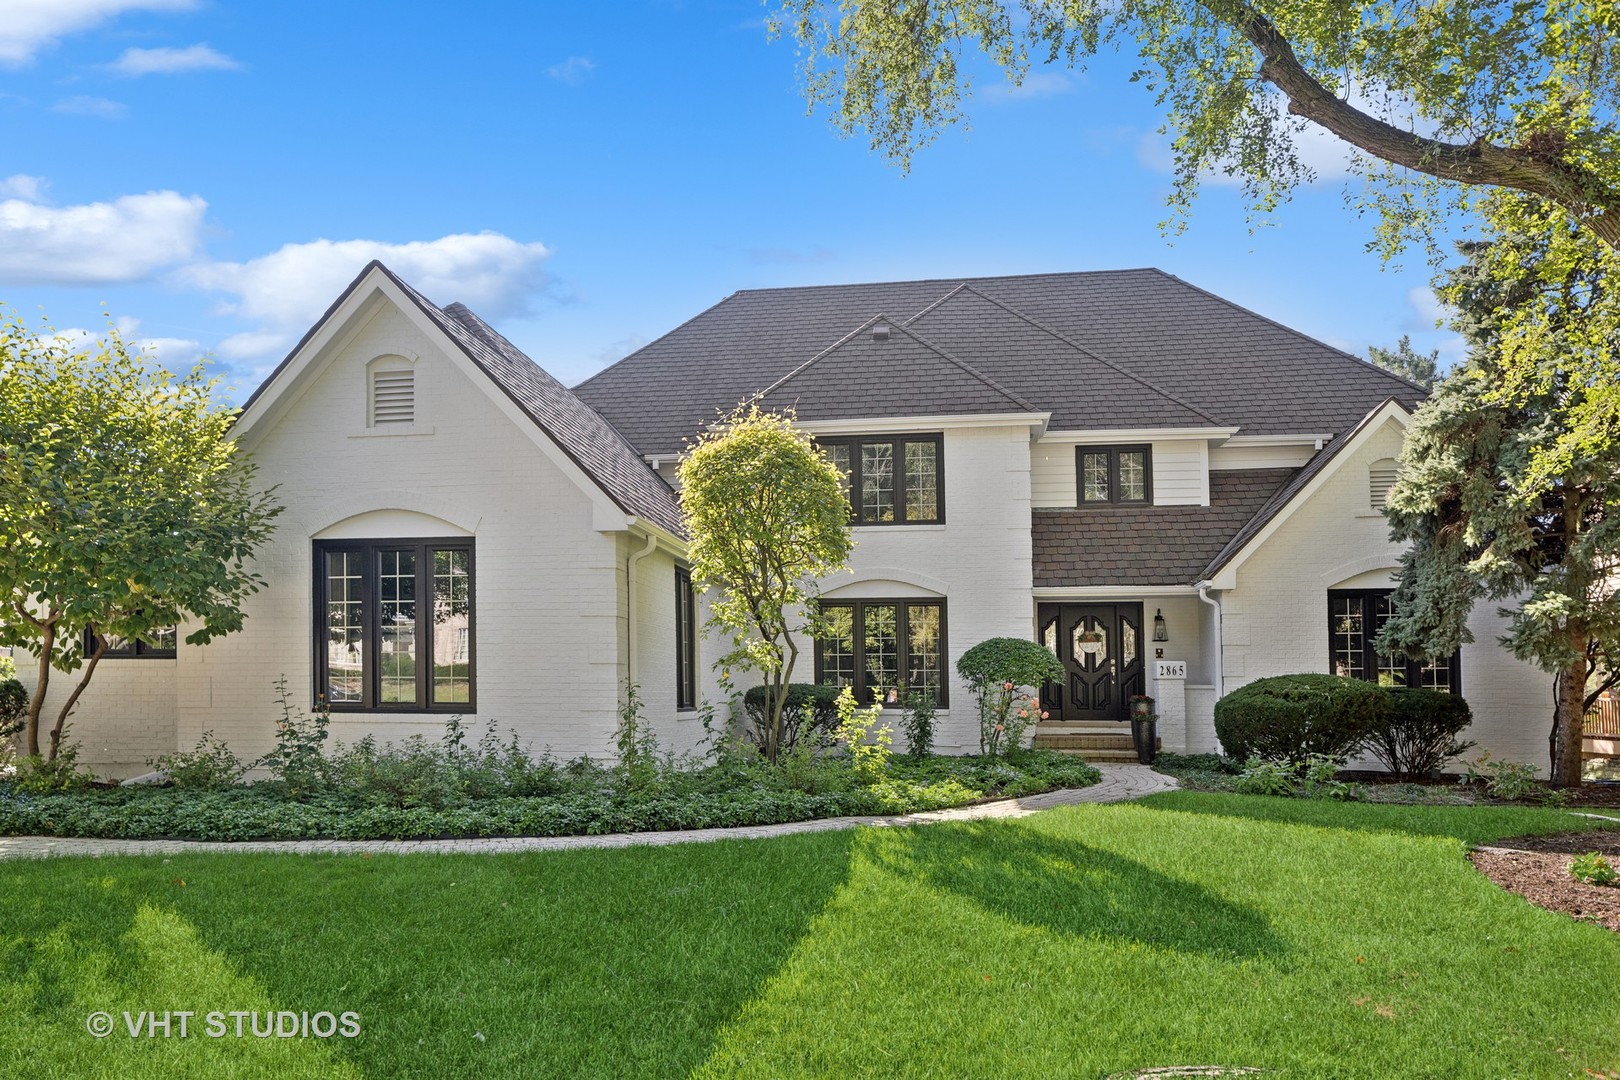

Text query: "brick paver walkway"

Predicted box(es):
[0, 763, 1178, 860]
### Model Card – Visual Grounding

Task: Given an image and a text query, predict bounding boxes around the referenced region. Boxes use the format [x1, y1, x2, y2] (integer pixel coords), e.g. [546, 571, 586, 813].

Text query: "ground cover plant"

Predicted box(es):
[1, 796, 1616, 1078]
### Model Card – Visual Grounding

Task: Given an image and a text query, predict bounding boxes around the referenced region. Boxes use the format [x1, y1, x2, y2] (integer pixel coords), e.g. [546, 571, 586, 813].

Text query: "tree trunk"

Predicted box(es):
[22, 621, 56, 759]
[48, 638, 106, 762]
[1552, 660, 1587, 787]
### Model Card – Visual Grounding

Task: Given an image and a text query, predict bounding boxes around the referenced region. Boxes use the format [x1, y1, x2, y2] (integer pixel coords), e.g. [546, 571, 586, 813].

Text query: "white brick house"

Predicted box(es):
[18, 263, 1549, 775]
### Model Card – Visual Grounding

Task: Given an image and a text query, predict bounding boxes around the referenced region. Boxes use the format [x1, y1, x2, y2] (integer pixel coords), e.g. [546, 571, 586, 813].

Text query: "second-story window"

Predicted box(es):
[820, 434, 944, 525]
[1077, 445, 1152, 505]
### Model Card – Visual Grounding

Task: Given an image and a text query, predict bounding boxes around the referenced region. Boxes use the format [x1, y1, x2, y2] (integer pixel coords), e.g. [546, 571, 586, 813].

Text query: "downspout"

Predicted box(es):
[1197, 583, 1223, 700]
[626, 529, 658, 690]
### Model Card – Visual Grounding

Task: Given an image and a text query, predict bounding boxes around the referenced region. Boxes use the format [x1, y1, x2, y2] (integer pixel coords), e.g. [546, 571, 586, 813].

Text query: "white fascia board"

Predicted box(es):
[1215, 399, 1412, 588]
[1041, 426, 1241, 444]
[624, 516, 688, 554]
[1032, 585, 1200, 599]
[795, 412, 1050, 435]
[1222, 433, 1335, 447]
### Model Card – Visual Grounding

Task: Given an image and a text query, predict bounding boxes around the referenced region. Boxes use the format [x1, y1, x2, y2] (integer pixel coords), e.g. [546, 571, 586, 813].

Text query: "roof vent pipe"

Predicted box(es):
[871, 324, 891, 343]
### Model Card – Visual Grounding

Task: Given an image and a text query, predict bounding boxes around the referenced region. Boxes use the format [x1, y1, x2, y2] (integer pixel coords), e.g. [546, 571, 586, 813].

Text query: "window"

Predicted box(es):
[85, 625, 177, 659]
[675, 567, 697, 710]
[819, 434, 944, 524]
[313, 538, 474, 711]
[814, 600, 947, 707]
[1329, 589, 1459, 692]
[1076, 445, 1152, 505]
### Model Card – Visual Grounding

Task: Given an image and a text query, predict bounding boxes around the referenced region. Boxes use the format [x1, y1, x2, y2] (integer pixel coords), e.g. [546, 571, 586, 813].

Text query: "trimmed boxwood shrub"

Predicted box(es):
[0, 677, 24, 739]
[956, 638, 1064, 691]
[741, 683, 842, 754]
[1366, 686, 1475, 781]
[1213, 674, 1389, 764]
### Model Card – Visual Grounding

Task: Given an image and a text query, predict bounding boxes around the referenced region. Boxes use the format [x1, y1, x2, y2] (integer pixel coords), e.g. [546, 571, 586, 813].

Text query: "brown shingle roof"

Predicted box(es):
[1033, 469, 1297, 587]
[574, 269, 1426, 455]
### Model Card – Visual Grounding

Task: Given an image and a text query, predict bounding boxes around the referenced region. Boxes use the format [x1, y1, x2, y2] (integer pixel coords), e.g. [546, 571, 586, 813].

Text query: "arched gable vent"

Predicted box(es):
[1369, 457, 1401, 511]
[369, 356, 415, 426]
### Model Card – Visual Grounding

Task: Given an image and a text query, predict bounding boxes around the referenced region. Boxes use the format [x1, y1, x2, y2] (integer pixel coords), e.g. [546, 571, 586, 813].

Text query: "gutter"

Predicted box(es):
[1197, 582, 1223, 699]
[626, 530, 659, 689]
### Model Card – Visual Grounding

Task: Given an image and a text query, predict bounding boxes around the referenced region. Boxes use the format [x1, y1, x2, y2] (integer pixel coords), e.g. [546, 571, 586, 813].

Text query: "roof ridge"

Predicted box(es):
[755, 311, 1040, 414]
[899, 281, 971, 326]
[1149, 269, 1433, 398]
[730, 266, 1164, 298]
[946, 283, 1225, 425]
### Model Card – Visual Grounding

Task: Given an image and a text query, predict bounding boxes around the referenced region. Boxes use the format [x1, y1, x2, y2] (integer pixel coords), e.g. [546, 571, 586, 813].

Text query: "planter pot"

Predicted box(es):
[1130, 717, 1158, 765]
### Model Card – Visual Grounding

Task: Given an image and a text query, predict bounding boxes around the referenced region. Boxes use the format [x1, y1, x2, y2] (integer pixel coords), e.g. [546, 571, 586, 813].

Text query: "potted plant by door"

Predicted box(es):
[1128, 694, 1157, 765]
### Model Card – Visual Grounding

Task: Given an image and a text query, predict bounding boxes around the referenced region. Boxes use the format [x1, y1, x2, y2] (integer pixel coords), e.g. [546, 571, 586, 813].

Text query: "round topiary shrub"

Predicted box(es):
[1213, 673, 1389, 764]
[1367, 686, 1475, 781]
[956, 638, 1064, 691]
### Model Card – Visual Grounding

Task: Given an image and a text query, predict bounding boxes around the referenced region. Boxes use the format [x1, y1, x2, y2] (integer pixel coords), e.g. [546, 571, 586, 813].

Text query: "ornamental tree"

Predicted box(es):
[1376, 209, 1620, 786]
[677, 404, 853, 763]
[772, 1, 1620, 251]
[0, 313, 282, 761]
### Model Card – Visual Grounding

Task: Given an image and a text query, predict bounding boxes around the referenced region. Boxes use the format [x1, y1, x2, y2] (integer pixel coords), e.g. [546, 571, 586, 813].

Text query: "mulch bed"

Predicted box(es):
[1470, 829, 1620, 933]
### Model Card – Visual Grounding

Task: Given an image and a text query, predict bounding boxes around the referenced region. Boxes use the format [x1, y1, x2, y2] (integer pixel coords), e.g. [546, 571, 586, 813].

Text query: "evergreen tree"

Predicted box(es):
[1367, 336, 1439, 389]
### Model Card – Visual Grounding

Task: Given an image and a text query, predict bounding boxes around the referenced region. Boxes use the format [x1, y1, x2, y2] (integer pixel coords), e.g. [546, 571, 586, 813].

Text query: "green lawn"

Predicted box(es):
[2, 794, 1617, 1078]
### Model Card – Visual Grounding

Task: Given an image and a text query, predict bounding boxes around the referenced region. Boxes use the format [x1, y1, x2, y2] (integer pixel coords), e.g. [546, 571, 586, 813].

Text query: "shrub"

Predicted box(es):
[0, 675, 24, 740]
[831, 686, 893, 782]
[957, 638, 1062, 756]
[1570, 852, 1618, 887]
[258, 677, 330, 795]
[1298, 754, 1364, 801]
[1366, 687, 1476, 781]
[741, 683, 841, 755]
[1232, 757, 1295, 796]
[614, 683, 663, 792]
[150, 730, 245, 790]
[9, 742, 92, 793]
[1461, 753, 1556, 803]
[900, 691, 937, 757]
[1213, 674, 1389, 764]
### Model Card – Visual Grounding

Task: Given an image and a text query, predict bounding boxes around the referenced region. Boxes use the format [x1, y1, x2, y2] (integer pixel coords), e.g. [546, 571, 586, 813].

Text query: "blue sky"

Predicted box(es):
[0, 0, 1462, 401]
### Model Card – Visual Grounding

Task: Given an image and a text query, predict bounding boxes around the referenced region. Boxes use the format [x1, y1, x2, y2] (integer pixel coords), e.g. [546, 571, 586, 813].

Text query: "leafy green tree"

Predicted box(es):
[772, 1, 1620, 250]
[677, 405, 853, 763]
[1377, 211, 1620, 786]
[1367, 335, 1439, 389]
[0, 313, 282, 762]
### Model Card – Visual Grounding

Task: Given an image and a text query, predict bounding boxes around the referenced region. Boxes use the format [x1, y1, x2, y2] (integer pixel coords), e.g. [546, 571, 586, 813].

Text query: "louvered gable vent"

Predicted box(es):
[1369, 458, 1401, 511]
[371, 368, 415, 425]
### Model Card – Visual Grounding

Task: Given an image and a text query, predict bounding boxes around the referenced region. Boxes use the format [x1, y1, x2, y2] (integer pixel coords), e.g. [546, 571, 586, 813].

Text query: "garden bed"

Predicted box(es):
[1470, 829, 1620, 933]
[0, 752, 1101, 842]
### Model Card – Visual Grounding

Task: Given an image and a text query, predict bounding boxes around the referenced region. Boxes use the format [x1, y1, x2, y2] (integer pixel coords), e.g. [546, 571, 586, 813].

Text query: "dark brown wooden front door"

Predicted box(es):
[1037, 603, 1145, 722]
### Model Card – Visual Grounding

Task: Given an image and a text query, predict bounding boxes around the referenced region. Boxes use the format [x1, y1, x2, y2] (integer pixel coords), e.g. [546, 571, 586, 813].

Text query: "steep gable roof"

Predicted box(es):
[755, 312, 1039, 417]
[573, 269, 1427, 454]
[237, 261, 685, 538]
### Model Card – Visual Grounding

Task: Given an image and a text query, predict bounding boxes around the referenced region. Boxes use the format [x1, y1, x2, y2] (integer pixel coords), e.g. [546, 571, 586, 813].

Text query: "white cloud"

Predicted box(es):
[1407, 285, 1449, 328]
[52, 95, 128, 118]
[108, 42, 239, 75]
[0, 0, 195, 66]
[547, 56, 595, 84]
[0, 187, 207, 284]
[0, 174, 46, 199]
[987, 71, 1076, 102]
[183, 232, 553, 360]
[48, 317, 204, 366]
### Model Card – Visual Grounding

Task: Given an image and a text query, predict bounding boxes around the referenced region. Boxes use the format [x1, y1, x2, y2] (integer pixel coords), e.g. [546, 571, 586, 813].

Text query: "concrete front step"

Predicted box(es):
[1032, 729, 1158, 763]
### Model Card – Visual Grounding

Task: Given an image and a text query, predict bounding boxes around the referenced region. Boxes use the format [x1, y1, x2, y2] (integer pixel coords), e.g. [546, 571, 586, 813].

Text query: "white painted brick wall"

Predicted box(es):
[12, 652, 178, 777]
[1216, 417, 1552, 772]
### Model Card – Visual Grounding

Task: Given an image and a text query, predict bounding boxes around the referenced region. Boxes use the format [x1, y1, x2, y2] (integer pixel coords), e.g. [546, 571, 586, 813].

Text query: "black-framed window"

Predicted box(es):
[675, 567, 697, 710]
[819, 434, 944, 524]
[313, 538, 474, 712]
[1077, 444, 1152, 505]
[1329, 589, 1460, 693]
[814, 599, 947, 707]
[84, 625, 177, 659]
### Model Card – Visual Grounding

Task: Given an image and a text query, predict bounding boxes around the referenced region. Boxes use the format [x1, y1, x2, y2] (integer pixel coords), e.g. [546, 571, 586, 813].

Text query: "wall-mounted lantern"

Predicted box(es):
[1152, 608, 1169, 642]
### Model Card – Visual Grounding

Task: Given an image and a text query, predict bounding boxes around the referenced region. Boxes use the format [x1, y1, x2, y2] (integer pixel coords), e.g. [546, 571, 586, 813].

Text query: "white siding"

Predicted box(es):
[1210, 443, 1317, 470]
[1030, 438, 1207, 507]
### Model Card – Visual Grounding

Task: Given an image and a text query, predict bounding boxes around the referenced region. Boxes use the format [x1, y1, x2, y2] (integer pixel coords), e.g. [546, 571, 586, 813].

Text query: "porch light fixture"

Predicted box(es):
[1153, 608, 1169, 642]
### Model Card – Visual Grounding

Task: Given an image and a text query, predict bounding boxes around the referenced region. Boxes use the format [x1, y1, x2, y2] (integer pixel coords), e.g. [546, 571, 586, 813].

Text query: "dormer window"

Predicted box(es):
[369, 358, 416, 427]
[1077, 445, 1152, 505]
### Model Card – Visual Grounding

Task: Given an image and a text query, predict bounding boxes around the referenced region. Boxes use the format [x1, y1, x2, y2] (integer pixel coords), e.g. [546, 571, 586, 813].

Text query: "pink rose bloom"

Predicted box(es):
[1041, 711, 1050, 720]
[1002, 681, 1014, 691]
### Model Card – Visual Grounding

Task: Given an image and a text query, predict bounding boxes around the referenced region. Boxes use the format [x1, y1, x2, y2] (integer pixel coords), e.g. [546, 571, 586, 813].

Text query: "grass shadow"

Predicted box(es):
[0, 829, 859, 1079]
[869, 819, 1285, 960]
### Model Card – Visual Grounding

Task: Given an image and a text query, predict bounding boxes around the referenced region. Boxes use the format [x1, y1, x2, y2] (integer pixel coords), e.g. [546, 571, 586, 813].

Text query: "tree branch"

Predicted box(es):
[1218, 2, 1620, 247]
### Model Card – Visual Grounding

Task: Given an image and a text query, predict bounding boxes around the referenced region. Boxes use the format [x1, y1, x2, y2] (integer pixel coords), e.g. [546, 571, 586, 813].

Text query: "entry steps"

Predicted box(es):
[1031, 721, 1156, 762]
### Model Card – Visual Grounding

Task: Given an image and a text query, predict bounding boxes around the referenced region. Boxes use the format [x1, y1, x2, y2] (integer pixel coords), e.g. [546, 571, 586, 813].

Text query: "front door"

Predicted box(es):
[1036, 603, 1145, 721]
